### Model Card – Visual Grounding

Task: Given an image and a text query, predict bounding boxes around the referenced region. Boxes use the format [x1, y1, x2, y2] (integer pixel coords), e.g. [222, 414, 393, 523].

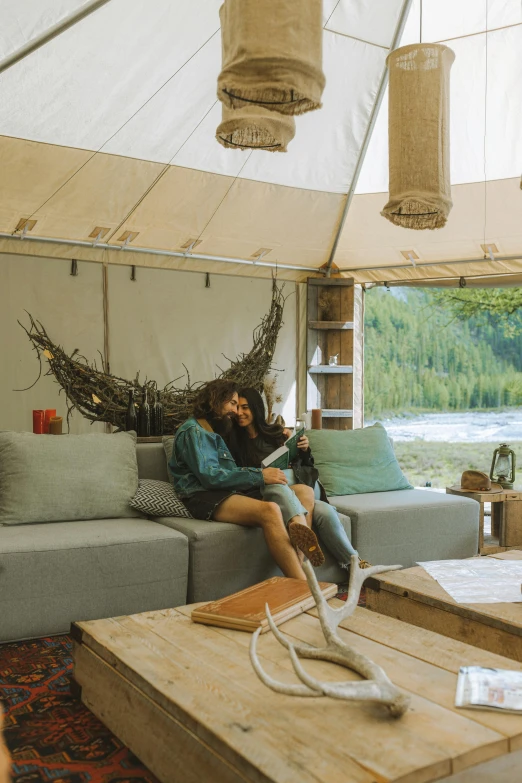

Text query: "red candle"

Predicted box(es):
[43, 409, 56, 434]
[33, 410, 45, 434]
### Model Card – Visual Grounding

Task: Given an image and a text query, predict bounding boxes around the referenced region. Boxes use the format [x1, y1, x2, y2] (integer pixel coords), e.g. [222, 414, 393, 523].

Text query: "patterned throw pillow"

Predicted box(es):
[130, 479, 192, 519]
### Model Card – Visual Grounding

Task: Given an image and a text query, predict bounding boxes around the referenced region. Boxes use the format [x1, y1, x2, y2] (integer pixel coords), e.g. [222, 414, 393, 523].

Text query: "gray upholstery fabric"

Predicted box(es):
[329, 489, 479, 567]
[136, 443, 169, 482]
[0, 518, 189, 642]
[155, 514, 349, 602]
[0, 431, 140, 525]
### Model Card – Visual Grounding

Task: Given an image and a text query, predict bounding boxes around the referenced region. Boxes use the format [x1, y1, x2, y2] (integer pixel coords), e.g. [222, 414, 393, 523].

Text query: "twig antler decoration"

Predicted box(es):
[250, 557, 410, 718]
[17, 279, 286, 434]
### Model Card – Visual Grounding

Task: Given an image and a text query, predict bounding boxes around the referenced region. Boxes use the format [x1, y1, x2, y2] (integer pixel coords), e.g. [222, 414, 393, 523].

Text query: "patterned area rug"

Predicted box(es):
[0, 636, 158, 783]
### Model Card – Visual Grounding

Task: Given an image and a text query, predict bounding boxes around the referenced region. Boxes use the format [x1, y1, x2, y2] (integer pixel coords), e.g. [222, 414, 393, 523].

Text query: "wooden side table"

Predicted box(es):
[446, 486, 522, 554]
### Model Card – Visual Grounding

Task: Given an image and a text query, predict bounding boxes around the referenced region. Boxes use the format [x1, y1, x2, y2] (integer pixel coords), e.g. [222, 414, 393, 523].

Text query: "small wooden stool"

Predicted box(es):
[446, 486, 522, 554]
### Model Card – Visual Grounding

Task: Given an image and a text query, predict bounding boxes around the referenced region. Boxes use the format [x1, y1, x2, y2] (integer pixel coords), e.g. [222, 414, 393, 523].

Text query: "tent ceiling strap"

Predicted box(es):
[0, 232, 312, 274]
[0, 0, 113, 77]
[338, 253, 522, 275]
[324, 0, 414, 277]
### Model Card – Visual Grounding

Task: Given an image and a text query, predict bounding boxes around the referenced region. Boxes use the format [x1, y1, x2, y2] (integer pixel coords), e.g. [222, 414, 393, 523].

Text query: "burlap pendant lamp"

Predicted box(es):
[217, 0, 325, 116]
[216, 105, 295, 151]
[381, 43, 455, 230]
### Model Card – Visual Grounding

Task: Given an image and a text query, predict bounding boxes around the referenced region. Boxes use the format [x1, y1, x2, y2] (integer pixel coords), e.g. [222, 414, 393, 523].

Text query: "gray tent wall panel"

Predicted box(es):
[0, 253, 105, 434]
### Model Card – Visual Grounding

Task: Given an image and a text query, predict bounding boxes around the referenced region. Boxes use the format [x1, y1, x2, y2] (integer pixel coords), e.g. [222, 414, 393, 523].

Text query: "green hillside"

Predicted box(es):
[364, 288, 522, 419]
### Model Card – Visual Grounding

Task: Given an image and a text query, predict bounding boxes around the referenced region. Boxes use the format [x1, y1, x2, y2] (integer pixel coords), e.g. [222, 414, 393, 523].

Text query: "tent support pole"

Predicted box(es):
[0, 0, 113, 76]
[323, 0, 414, 278]
[0, 232, 311, 274]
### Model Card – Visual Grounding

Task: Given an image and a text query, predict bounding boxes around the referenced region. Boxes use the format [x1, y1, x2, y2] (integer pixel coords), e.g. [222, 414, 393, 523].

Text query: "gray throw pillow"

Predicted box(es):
[130, 479, 192, 518]
[0, 430, 140, 525]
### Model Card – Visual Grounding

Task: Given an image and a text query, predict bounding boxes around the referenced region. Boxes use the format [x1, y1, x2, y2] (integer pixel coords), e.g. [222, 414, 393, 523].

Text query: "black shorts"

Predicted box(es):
[182, 488, 263, 521]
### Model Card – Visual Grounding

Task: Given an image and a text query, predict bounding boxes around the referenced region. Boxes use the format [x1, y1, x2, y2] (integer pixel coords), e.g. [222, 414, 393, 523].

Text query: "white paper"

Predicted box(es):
[456, 666, 522, 713]
[418, 558, 522, 603]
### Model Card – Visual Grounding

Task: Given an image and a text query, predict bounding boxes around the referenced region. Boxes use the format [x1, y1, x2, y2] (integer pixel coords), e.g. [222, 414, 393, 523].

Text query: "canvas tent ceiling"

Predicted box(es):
[0, 0, 521, 285]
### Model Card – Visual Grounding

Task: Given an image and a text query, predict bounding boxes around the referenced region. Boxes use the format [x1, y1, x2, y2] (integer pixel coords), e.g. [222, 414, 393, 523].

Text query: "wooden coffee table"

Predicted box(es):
[72, 600, 522, 783]
[366, 550, 522, 661]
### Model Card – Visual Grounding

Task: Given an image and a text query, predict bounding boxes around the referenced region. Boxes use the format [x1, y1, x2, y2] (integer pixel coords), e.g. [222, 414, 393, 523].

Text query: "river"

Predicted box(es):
[369, 410, 522, 443]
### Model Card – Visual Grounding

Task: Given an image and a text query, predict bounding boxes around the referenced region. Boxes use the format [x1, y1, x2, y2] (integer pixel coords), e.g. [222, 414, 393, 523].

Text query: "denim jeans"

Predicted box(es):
[261, 484, 307, 525]
[312, 499, 357, 567]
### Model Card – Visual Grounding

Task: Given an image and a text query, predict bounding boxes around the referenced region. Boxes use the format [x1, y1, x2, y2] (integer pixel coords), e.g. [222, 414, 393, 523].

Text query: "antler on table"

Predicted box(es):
[250, 556, 410, 718]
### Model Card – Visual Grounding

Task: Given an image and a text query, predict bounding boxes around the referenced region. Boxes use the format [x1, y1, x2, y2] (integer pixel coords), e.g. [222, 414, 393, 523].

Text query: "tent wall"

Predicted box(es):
[0, 253, 297, 433]
[1, 253, 106, 434]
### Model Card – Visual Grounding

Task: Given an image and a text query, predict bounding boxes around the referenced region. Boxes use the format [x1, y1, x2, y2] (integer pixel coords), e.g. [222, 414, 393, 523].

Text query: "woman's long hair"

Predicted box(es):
[229, 387, 286, 467]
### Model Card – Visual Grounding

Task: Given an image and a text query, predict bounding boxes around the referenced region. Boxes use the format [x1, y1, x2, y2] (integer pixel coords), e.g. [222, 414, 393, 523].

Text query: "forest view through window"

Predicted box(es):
[364, 287, 522, 488]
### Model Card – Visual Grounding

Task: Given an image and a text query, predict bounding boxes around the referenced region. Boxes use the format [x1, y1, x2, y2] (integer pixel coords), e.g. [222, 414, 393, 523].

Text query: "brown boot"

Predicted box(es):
[288, 523, 325, 567]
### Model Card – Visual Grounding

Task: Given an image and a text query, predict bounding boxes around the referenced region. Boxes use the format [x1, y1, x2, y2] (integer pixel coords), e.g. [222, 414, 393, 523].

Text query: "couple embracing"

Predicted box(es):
[169, 379, 368, 580]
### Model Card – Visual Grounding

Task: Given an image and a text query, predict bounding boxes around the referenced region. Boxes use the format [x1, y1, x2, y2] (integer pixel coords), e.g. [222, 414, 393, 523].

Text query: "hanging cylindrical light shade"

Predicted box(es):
[217, 0, 325, 116]
[381, 44, 455, 230]
[216, 105, 295, 151]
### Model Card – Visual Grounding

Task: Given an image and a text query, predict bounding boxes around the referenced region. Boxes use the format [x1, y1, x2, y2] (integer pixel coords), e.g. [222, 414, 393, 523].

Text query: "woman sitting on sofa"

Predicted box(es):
[228, 387, 370, 571]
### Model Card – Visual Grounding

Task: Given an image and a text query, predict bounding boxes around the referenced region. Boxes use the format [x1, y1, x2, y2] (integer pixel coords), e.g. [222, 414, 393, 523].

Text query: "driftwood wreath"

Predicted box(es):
[18, 279, 285, 434]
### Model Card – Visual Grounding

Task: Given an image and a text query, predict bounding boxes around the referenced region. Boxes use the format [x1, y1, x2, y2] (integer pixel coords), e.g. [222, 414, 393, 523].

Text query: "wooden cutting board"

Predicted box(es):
[191, 576, 338, 632]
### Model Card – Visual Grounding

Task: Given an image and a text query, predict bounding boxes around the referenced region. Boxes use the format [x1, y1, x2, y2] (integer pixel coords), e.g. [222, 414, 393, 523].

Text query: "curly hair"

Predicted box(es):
[192, 379, 238, 420]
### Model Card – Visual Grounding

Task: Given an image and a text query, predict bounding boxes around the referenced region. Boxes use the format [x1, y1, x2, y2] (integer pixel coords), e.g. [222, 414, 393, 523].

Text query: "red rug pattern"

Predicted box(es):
[0, 635, 158, 783]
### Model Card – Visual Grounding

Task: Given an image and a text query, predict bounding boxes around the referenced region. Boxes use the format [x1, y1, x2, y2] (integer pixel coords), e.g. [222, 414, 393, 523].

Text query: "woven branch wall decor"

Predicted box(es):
[216, 105, 296, 151]
[217, 0, 325, 117]
[381, 43, 455, 231]
[19, 280, 285, 434]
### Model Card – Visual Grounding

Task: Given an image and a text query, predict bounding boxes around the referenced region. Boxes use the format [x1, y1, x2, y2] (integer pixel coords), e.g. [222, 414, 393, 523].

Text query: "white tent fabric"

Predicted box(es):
[0, 0, 520, 284]
[348, 0, 522, 284]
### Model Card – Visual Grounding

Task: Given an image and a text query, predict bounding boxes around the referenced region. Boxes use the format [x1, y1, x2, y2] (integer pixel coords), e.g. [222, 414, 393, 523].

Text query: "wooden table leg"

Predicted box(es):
[478, 502, 484, 553]
[491, 502, 502, 539]
[500, 500, 522, 547]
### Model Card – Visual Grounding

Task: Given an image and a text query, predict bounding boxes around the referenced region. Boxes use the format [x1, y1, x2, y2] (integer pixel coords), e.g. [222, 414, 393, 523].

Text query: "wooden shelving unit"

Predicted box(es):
[308, 365, 353, 374]
[307, 278, 355, 430]
[308, 321, 354, 330]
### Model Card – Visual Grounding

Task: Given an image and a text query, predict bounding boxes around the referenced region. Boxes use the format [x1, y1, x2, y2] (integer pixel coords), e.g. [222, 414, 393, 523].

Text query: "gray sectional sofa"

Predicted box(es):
[139, 443, 479, 603]
[0, 438, 479, 643]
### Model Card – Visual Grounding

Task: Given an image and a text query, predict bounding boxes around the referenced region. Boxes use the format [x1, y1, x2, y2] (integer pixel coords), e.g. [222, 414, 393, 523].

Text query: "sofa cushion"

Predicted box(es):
[163, 435, 174, 478]
[137, 442, 169, 482]
[130, 479, 192, 518]
[0, 430, 140, 525]
[329, 489, 479, 567]
[0, 517, 189, 641]
[308, 423, 412, 496]
[155, 515, 348, 602]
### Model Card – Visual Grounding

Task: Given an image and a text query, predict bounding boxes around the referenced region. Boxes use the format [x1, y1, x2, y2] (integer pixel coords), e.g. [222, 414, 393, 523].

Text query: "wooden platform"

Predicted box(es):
[72, 599, 522, 783]
[366, 551, 522, 662]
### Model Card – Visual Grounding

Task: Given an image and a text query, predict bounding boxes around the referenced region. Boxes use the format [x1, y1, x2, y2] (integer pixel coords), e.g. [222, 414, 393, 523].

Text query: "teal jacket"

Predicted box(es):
[169, 417, 264, 498]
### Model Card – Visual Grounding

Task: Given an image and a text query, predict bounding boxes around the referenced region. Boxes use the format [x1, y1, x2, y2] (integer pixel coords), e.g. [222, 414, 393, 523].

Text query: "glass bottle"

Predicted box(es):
[125, 389, 138, 433]
[153, 390, 164, 436]
[138, 387, 151, 437]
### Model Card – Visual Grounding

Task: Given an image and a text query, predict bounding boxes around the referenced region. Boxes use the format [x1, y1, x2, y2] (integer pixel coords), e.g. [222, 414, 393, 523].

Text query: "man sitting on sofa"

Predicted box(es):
[169, 379, 323, 579]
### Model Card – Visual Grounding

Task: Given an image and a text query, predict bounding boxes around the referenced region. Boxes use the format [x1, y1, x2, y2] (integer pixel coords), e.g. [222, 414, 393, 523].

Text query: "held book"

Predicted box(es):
[455, 666, 522, 713]
[261, 428, 305, 469]
[191, 576, 338, 633]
